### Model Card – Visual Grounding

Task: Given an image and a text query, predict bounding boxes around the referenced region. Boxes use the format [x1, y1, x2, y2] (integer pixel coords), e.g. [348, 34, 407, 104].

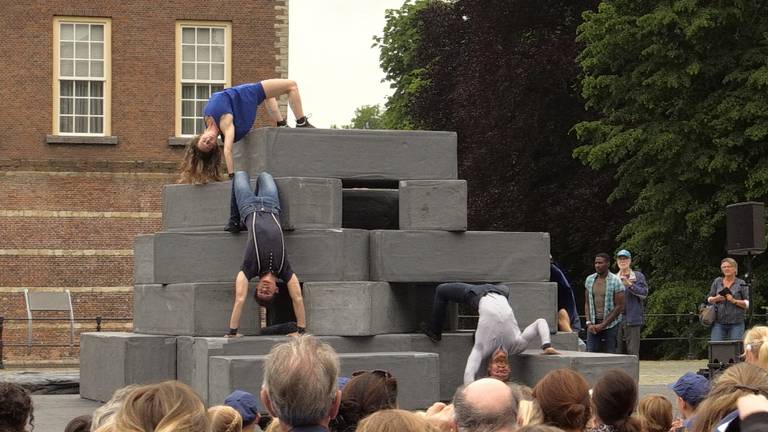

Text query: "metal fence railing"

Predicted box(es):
[0, 316, 131, 369]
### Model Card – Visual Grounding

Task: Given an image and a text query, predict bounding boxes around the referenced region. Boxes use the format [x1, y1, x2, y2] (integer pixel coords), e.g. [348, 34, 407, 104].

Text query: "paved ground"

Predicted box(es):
[8, 360, 711, 432]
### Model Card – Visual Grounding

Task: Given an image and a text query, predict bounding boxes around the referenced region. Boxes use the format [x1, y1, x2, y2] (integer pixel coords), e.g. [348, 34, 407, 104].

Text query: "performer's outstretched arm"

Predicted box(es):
[463, 340, 489, 385]
[286, 274, 306, 330]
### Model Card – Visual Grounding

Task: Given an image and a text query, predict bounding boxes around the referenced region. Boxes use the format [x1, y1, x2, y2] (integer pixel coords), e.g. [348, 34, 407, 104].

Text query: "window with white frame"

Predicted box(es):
[177, 23, 230, 136]
[55, 19, 110, 135]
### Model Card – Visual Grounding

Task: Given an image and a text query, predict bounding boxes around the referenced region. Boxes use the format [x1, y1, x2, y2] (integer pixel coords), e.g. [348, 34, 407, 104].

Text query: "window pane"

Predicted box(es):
[196, 63, 209, 80]
[182, 27, 195, 44]
[75, 98, 88, 115]
[75, 60, 89, 77]
[75, 116, 88, 133]
[182, 84, 195, 99]
[90, 81, 103, 97]
[197, 28, 210, 44]
[76, 24, 89, 41]
[60, 116, 73, 133]
[197, 46, 210, 62]
[61, 60, 74, 76]
[75, 81, 89, 97]
[211, 46, 224, 62]
[75, 42, 89, 59]
[91, 42, 103, 60]
[212, 28, 225, 44]
[60, 80, 74, 96]
[61, 23, 74, 40]
[182, 63, 195, 80]
[91, 61, 103, 77]
[182, 118, 195, 135]
[90, 99, 103, 115]
[196, 101, 207, 117]
[182, 45, 195, 62]
[90, 117, 103, 133]
[211, 84, 224, 93]
[182, 100, 194, 116]
[196, 85, 210, 99]
[211, 64, 224, 81]
[61, 42, 74, 58]
[60, 98, 73, 115]
[91, 25, 103, 42]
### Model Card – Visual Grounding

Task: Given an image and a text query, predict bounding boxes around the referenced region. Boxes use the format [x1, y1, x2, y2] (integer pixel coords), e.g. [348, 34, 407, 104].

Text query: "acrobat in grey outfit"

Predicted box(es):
[421, 282, 559, 384]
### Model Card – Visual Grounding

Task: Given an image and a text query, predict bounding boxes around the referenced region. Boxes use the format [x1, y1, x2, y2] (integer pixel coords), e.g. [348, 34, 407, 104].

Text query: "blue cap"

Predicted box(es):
[337, 376, 351, 391]
[617, 249, 632, 259]
[224, 390, 260, 426]
[668, 372, 709, 407]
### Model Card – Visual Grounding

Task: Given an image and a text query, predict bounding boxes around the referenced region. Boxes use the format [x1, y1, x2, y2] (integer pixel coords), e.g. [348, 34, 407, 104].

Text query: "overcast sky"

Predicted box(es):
[288, 0, 405, 127]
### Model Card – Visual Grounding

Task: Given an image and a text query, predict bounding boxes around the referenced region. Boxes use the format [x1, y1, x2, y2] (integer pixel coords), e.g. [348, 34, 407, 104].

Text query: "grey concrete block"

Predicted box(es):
[134, 229, 369, 284]
[507, 350, 639, 387]
[342, 189, 399, 230]
[80, 332, 176, 402]
[232, 128, 457, 181]
[549, 332, 581, 351]
[161, 177, 341, 232]
[369, 230, 550, 282]
[133, 283, 261, 337]
[399, 180, 467, 231]
[304, 282, 432, 336]
[209, 352, 439, 410]
[504, 282, 558, 331]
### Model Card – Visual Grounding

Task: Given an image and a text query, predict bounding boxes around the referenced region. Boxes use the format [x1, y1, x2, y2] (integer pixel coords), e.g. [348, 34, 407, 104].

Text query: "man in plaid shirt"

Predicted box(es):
[584, 252, 625, 353]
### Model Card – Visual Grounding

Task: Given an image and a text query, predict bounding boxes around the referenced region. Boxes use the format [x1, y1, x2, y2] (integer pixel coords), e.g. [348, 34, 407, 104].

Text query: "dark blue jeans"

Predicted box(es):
[711, 321, 745, 342]
[229, 171, 281, 224]
[586, 321, 619, 353]
[428, 283, 476, 335]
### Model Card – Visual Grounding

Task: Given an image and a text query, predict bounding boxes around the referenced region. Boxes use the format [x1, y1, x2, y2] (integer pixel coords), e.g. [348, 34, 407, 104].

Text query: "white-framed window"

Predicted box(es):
[175, 21, 231, 137]
[52, 17, 111, 136]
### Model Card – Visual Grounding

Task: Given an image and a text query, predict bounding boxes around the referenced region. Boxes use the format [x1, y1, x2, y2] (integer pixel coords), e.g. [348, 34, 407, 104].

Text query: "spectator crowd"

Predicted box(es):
[3, 329, 768, 432]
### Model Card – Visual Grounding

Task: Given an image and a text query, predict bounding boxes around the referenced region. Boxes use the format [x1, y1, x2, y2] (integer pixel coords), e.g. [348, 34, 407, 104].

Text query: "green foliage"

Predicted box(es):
[575, 1, 768, 283]
[342, 104, 387, 130]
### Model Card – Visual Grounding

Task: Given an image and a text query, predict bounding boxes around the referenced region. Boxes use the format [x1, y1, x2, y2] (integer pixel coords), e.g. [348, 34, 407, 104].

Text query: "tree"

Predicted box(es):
[575, 1, 768, 356]
[342, 104, 387, 129]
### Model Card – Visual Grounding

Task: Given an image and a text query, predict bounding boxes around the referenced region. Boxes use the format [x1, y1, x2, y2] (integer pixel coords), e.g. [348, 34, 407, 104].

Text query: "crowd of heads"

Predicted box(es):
[8, 330, 768, 431]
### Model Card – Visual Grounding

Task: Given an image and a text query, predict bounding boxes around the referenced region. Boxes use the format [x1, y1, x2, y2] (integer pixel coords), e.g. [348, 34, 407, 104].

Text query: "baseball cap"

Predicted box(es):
[224, 390, 260, 426]
[617, 249, 632, 259]
[668, 372, 710, 407]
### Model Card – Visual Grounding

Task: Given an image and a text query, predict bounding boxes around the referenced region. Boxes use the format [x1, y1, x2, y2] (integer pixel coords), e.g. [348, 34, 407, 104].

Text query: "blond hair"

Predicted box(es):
[744, 325, 768, 370]
[208, 406, 242, 432]
[264, 418, 281, 432]
[114, 381, 209, 432]
[691, 363, 768, 432]
[90, 384, 139, 432]
[356, 409, 437, 432]
[637, 394, 672, 432]
[518, 400, 543, 427]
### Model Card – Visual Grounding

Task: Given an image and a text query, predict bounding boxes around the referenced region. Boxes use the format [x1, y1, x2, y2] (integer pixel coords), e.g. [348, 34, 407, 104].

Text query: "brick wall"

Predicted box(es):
[0, 1, 286, 365]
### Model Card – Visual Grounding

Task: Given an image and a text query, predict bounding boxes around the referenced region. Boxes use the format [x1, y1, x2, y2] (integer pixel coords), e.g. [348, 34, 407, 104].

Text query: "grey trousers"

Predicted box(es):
[618, 321, 641, 357]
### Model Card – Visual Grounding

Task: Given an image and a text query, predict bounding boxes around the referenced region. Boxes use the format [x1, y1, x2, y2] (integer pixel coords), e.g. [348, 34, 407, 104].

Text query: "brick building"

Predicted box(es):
[0, 1, 288, 365]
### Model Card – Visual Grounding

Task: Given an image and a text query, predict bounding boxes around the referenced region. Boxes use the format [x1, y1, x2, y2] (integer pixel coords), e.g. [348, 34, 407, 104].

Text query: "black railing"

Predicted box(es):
[0, 316, 131, 369]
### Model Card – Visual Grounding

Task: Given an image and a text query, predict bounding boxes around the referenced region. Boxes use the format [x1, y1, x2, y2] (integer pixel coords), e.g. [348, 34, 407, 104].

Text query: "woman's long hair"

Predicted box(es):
[208, 405, 242, 432]
[331, 371, 398, 432]
[533, 368, 591, 431]
[115, 381, 209, 432]
[637, 394, 672, 432]
[692, 363, 768, 432]
[744, 325, 768, 370]
[178, 135, 222, 184]
[0, 382, 34, 432]
[591, 369, 643, 432]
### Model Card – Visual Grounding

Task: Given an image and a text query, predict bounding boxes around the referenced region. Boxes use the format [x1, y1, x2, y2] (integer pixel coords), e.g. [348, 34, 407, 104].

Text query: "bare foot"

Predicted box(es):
[542, 347, 561, 355]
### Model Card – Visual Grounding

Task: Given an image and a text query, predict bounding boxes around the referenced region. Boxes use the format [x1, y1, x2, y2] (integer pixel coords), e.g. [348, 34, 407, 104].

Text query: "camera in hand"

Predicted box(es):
[719, 287, 732, 297]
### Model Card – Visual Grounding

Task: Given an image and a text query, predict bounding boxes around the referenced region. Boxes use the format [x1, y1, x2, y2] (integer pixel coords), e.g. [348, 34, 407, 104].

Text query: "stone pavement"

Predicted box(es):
[6, 359, 711, 432]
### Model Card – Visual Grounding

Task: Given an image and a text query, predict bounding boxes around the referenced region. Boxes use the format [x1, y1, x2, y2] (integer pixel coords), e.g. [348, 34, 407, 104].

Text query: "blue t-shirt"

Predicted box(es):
[203, 82, 267, 142]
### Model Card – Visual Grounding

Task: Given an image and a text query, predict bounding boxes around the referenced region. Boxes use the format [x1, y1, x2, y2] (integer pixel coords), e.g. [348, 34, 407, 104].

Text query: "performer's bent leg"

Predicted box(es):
[261, 79, 306, 120]
[254, 171, 280, 208]
[232, 171, 256, 222]
[227, 271, 250, 334]
[558, 309, 572, 332]
[427, 283, 469, 336]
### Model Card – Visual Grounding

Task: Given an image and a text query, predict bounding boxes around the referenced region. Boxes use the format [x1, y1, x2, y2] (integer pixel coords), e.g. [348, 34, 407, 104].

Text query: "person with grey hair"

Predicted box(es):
[260, 335, 341, 432]
[454, 377, 519, 432]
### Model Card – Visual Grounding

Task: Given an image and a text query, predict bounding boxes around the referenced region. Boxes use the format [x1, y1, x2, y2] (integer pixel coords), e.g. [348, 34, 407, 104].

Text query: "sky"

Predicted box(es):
[288, 0, 406, 128]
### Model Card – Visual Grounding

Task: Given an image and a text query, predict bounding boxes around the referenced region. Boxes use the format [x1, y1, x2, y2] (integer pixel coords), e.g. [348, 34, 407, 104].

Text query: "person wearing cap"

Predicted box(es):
[225, 390, 262, 431]
[614, 249, 648, 357]
[668, 372, 710, 432]
[584, 253, 625, 353]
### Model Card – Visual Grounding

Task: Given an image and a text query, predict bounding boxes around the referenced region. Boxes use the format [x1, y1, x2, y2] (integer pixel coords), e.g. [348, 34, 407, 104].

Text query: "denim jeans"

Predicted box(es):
[586, 322, 619, 353]
[229, 171, 281, 224]
[711, 321, 745, 342]
[428, 283, 476, 335]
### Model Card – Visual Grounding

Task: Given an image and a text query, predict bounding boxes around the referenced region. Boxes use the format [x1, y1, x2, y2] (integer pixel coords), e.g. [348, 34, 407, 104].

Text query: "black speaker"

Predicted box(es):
[726, 202, 766, 255]
[709, 341, 743, 365]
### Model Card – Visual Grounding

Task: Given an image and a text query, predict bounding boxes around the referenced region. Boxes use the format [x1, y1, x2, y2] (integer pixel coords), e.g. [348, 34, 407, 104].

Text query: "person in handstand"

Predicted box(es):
[420, 282, 559, 384]
[225, 170, 306, 337]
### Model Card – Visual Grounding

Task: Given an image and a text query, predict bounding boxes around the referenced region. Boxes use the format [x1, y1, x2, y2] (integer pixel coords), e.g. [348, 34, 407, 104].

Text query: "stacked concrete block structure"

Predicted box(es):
[81, 128, 637, 408]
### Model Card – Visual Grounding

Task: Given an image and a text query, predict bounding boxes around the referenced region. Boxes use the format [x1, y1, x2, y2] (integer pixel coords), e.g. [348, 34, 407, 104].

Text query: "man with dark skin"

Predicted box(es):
[584, 253, 625, 353]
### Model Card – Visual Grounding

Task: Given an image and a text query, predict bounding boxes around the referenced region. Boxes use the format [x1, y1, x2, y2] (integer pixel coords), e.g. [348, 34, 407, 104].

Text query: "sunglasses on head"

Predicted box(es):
[352, 369, 393, 379]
